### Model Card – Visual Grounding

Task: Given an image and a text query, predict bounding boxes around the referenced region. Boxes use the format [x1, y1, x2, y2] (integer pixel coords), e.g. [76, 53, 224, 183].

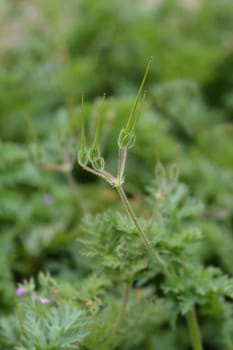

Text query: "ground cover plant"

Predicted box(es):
[0, 0, 233, 349]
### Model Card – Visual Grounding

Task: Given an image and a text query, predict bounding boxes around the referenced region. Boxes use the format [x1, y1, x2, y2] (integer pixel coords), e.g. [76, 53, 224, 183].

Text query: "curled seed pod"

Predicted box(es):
[169, 162, 179, 183]
[78, 149, 89, 166]
[92, 156, 105, 171]
[118, 129, 136, 149]
[155, 162, 166, 183]
[89, 147, 100, 162]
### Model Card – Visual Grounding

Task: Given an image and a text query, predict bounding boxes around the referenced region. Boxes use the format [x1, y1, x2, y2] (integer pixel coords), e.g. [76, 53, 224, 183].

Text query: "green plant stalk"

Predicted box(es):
[115, 184, 169, 277]
[186, 308, 203, 350]
[82, 164, 116, 185]
[112, 284, 130, 335]
[117, 147, 127, 183]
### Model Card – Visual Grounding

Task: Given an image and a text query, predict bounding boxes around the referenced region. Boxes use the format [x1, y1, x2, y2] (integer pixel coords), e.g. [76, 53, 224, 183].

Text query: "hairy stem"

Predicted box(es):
[117, 147, 127, 183]
[112, 285, 130, 335]
[82, 165, 116, 185]
[116, 185, 169, 277]
[186, 308, 203, 350]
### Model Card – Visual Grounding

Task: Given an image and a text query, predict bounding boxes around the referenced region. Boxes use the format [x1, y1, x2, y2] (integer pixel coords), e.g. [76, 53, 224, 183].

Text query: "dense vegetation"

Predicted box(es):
[0, 0, 233, 349]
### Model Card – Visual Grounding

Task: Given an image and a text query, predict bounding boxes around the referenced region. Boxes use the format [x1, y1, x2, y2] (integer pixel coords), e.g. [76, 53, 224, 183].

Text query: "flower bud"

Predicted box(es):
[118, 129, 136, 149]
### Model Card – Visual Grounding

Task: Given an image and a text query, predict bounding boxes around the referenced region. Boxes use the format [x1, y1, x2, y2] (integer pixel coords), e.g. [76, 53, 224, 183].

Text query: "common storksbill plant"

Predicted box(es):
[78, 58, 232, 350]
[77, 57, 204, 350]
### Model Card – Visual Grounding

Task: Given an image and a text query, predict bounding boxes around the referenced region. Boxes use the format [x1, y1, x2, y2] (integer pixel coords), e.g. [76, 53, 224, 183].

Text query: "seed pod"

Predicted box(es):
[92, 156, 105, 171]
[89, 147, 100, 162]
[124, 57, 152, 135]
[78, 149, 89, 166]
[118, 129, 136, 149]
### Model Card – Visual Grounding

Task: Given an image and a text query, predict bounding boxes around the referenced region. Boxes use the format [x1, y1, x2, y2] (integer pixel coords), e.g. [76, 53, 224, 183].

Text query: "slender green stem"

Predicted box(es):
[117, 147, 127, 183]
[112, 284, 130, 335]
[116, 185, 169, 277]
[82, 165, 116, 186]
[186, 308, 203, 350]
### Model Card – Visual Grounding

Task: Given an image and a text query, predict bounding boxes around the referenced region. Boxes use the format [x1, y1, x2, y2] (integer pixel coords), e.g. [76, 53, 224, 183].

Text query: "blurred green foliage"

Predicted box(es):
[0, 0, 233, 349]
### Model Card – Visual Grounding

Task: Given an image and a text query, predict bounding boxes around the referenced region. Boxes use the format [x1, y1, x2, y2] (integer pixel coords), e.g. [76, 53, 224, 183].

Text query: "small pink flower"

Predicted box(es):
[16, 287, 26, 296]
[31, 294, 51, 304]
[40, 297, 50, 304]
